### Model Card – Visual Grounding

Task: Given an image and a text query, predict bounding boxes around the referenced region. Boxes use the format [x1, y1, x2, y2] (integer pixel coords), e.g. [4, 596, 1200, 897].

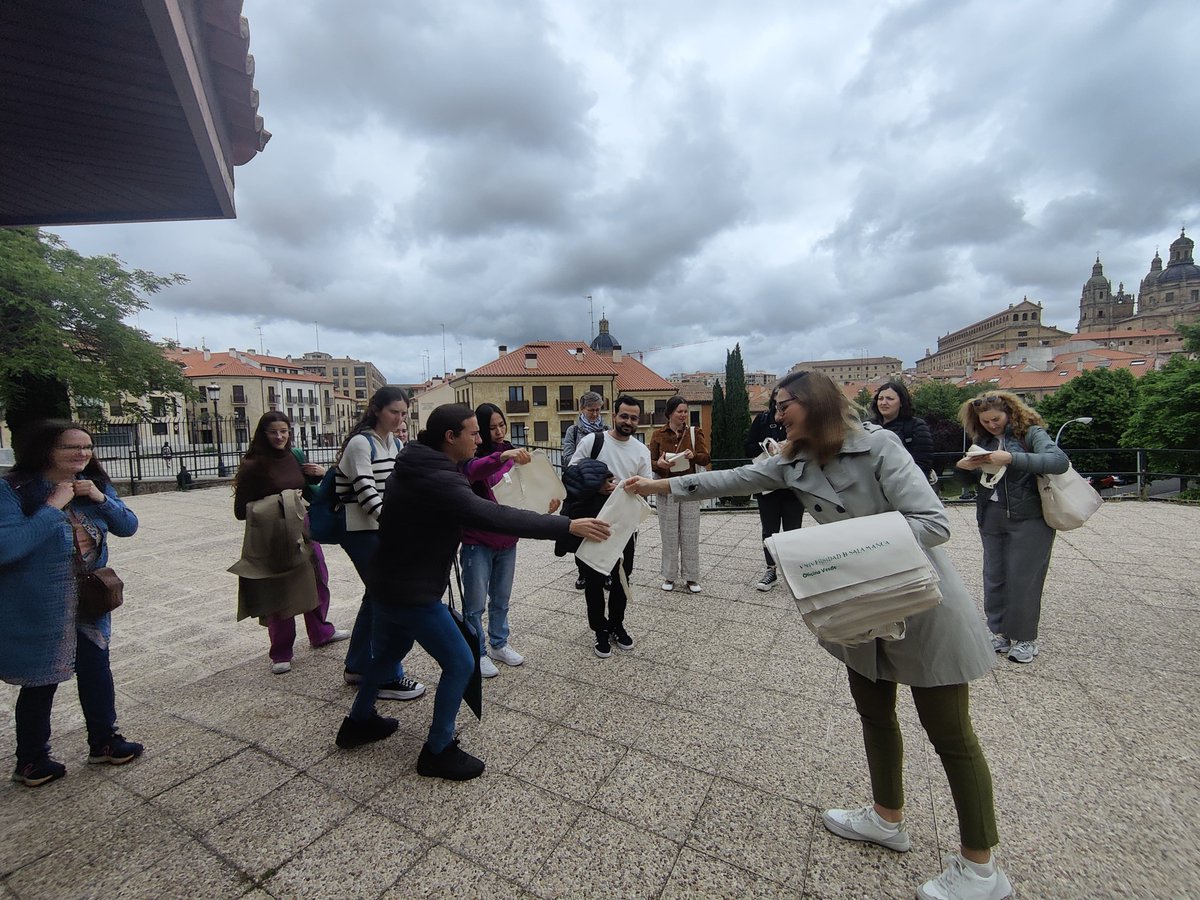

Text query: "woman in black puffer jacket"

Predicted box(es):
[869, 381, 935, 479]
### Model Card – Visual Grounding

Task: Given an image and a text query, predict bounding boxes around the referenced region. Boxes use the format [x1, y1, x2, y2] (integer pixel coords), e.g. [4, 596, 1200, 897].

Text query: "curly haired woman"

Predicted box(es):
[957, 391, 1068, 664]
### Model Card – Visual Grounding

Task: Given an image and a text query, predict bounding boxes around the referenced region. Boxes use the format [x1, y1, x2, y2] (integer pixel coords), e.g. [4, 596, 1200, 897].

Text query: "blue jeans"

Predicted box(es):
[350, 600, 473, 753]
[459, 543, 517, 652]
[76, 630, 119, 749]
[341, 530, 405, 682]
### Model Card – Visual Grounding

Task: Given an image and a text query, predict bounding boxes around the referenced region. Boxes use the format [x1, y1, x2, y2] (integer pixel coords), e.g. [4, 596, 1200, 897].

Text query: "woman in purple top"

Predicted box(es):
[459, 403, 560, 677]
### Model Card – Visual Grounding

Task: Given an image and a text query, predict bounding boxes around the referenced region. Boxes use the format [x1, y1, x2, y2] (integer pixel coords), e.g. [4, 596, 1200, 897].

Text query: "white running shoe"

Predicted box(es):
[271, 661, 291, 675]
[917, 853, 1014, 899]
[488, 644, 524, 667]
[821, 804, 912, 852]
[479, 656, 500, 678]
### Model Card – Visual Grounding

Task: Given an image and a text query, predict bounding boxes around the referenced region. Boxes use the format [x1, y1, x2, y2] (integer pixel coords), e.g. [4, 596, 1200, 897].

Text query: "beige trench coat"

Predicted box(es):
[671, 424, 993, 686]
[229, 489, 318, 623]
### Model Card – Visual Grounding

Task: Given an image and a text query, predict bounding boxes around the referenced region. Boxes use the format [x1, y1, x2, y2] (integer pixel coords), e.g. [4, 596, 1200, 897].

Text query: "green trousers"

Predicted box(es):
[847, 668, 999, 850]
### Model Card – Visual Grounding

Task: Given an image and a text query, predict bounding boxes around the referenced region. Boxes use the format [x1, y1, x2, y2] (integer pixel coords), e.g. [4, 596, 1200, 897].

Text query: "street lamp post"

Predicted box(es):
[1055, 416, 1094, 446]
[208, 382, 229, 477]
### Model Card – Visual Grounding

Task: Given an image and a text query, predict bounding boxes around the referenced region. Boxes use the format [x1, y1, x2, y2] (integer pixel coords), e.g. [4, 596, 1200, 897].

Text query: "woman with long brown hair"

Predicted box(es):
[233, 412, 349, 674]
[1, 420, 142, 787]
[957, 390, 1068, 664]
[625, 371, 1012, 900]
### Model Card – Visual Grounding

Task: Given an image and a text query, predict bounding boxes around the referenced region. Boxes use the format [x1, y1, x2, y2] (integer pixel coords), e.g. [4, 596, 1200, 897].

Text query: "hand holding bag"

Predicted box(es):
[1037, 465, 1102, 530]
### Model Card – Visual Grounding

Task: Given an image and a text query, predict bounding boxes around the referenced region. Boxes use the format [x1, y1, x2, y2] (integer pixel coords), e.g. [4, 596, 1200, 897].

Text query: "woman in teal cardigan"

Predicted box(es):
[1, 421, 142, 787]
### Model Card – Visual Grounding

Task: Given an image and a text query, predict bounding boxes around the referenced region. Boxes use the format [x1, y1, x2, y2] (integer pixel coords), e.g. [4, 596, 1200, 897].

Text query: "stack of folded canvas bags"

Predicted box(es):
[764, 510, 942, 645]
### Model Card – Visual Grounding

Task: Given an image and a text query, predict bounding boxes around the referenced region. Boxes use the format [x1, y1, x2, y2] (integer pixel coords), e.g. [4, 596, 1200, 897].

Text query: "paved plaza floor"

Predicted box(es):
[2, 488, 1197, 899]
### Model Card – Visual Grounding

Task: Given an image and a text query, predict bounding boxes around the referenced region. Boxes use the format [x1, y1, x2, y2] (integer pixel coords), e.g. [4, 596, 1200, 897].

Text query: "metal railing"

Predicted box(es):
[65, 416, 1200, 502]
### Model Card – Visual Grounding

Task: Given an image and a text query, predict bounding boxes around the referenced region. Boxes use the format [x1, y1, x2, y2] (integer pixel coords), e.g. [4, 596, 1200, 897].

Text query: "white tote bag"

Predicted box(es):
[1037, 465, 1102, 530]
[490, 450, 567, 514]
[575, 480, 654, 575]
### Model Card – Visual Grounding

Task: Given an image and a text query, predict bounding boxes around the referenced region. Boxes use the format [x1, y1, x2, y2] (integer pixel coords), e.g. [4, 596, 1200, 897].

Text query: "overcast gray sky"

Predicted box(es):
[58, 0, 1200, 383]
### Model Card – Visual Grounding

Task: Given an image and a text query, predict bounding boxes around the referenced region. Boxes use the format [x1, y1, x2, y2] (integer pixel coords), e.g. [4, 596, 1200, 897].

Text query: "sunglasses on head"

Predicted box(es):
[971, 395, 1002, 409]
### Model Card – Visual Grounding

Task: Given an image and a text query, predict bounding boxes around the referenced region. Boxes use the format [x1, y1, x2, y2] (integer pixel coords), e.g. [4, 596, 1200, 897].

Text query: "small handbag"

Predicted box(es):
[77, 566, 124, 619]
[1037, 465, 1103, 531]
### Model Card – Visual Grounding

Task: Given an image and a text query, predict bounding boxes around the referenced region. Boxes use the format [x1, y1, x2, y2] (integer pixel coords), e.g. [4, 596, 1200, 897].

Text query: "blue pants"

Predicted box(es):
[350, 601, 473, 753]
[459, 543, 517, 653]
[14, 631, 120, 765]
[341, 531, 405, 682]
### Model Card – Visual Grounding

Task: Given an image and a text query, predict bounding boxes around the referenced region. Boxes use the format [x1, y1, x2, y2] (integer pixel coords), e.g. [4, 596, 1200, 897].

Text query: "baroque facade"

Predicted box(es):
[1078, 229, 1200, 333]
[915, 299, 1072, 373]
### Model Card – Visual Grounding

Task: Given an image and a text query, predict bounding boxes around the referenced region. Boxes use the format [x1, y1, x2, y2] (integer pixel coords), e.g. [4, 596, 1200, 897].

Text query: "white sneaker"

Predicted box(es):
[990, 633, 1010, 654]
[271, 661, 291, 675]
[1007, 640, 1039, 664]
[488, 644, 524, 667]
[821, 805, 911, 852]
[479, 656, 500, 678]
[661, 581, 675, 591]
[686, 582, 702, 593]
[917, 853, 1014, 899]
[326, 628, 351, 643]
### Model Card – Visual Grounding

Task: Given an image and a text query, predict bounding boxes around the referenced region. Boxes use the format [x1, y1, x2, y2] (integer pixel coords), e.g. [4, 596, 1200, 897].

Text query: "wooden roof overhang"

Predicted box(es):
[0, 0, 270, 226]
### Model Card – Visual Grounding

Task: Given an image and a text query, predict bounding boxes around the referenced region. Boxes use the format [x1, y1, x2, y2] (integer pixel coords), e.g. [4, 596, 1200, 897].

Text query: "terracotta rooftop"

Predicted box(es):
[468, 342, 675, 393]
[959, 348, 1157, 392]
[167, 350, 332, 384]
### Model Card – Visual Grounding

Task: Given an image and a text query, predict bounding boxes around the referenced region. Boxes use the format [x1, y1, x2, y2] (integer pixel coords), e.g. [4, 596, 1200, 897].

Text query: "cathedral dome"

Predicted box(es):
[589, 316, 620, 353]
[1158, 229, 1200, 284]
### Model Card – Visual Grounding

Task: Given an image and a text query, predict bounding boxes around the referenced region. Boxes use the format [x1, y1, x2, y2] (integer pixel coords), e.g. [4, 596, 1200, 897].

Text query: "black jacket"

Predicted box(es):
[877, 415, 935, 475]
[370, 442, 570, 607]
[743, 409, 787, 458]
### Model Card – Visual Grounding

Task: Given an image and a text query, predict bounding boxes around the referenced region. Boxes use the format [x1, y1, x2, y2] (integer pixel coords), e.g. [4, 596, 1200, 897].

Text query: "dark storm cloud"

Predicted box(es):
[54, 0, 1200, 383]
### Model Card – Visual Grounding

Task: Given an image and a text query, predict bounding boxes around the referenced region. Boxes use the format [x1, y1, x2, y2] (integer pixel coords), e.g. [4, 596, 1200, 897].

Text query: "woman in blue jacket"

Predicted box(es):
[1, 421, 142, 787]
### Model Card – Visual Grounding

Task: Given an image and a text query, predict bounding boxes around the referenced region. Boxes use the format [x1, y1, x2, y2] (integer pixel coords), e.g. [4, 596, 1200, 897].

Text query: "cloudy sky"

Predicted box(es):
[58, 0, 1200, 383]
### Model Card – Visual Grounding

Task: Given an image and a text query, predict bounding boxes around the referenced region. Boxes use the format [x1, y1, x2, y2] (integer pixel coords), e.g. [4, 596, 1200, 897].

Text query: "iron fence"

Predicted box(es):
[68, 416, 1200, 501]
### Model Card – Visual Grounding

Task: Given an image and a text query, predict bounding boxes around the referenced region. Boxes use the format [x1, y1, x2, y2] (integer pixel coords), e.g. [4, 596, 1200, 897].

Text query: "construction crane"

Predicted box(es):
[625, 338, 716, 362]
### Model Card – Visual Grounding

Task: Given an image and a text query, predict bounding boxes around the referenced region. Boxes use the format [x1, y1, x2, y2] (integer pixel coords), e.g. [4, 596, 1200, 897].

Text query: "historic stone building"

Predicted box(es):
[788, 356, 903, 385]
[1078, 229, 1200, 333]
[915, 299, 1072, 373]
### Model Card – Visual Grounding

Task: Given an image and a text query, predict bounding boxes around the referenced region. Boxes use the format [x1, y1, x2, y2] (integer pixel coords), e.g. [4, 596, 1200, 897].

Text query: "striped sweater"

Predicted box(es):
[335, 431, 398, 531]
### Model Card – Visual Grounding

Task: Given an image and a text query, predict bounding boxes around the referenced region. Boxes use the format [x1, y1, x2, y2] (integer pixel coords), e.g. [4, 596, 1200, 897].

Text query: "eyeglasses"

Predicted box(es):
[56, 444, 94, 452]
[776, 397, 802, 414]
[971, 396, 1002, 409]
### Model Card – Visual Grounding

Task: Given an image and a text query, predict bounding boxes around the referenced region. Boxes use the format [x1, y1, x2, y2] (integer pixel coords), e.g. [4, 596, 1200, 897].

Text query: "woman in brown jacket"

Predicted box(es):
[648, 396, 710, 592]
[233, 412, 348, 674]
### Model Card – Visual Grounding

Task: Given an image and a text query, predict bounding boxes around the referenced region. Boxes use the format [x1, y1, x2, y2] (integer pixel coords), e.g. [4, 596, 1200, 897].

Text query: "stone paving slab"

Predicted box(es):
[2, 490, 1198, 898]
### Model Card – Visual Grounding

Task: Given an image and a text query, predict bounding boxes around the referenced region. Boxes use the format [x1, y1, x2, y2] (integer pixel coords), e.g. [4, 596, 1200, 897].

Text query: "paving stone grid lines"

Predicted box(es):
[1, 489, 1197, 899]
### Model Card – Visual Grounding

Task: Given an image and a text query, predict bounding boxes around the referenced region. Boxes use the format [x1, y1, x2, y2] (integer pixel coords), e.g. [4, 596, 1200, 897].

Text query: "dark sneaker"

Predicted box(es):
[574, 574, 587, 590]
[88, 735, 144, 766]
[594, 631, 612, 658]
[416, 738, 485, 781]
[756, 567, 778, 591]
[343, 669, 362, 685]
[378, 678, 426, 700]
[12, 757, 66, 787]
[336, 713, 399, 749]
[611, 626, 634, 652]
[604, 576, 613, 590]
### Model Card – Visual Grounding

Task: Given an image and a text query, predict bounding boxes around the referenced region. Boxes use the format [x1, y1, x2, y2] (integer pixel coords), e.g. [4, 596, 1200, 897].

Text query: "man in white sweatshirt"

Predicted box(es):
[569, 395, 652, 658]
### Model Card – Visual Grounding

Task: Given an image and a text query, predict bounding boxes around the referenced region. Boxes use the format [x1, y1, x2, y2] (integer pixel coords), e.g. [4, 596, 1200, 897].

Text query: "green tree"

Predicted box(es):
[852, 387, 873, 418]
[711, 344, 750, 462]
[1121, 355, 1200, 476]
[1036, 368, 1139, 473]
[0, 228, 192, 435]
[911, 381, 971, 455]
[1178, 322, 1200, 352]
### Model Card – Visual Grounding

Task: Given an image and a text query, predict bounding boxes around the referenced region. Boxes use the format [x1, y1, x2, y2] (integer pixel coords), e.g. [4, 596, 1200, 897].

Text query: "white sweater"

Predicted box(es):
[335, 431, 398, 531]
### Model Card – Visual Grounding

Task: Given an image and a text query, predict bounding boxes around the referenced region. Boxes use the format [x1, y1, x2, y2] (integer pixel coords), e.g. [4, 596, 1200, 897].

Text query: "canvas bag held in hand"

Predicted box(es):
[575, 479, 654, 575]
[491, 450, 567, 513]
[1037, 465, 1102, 530]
